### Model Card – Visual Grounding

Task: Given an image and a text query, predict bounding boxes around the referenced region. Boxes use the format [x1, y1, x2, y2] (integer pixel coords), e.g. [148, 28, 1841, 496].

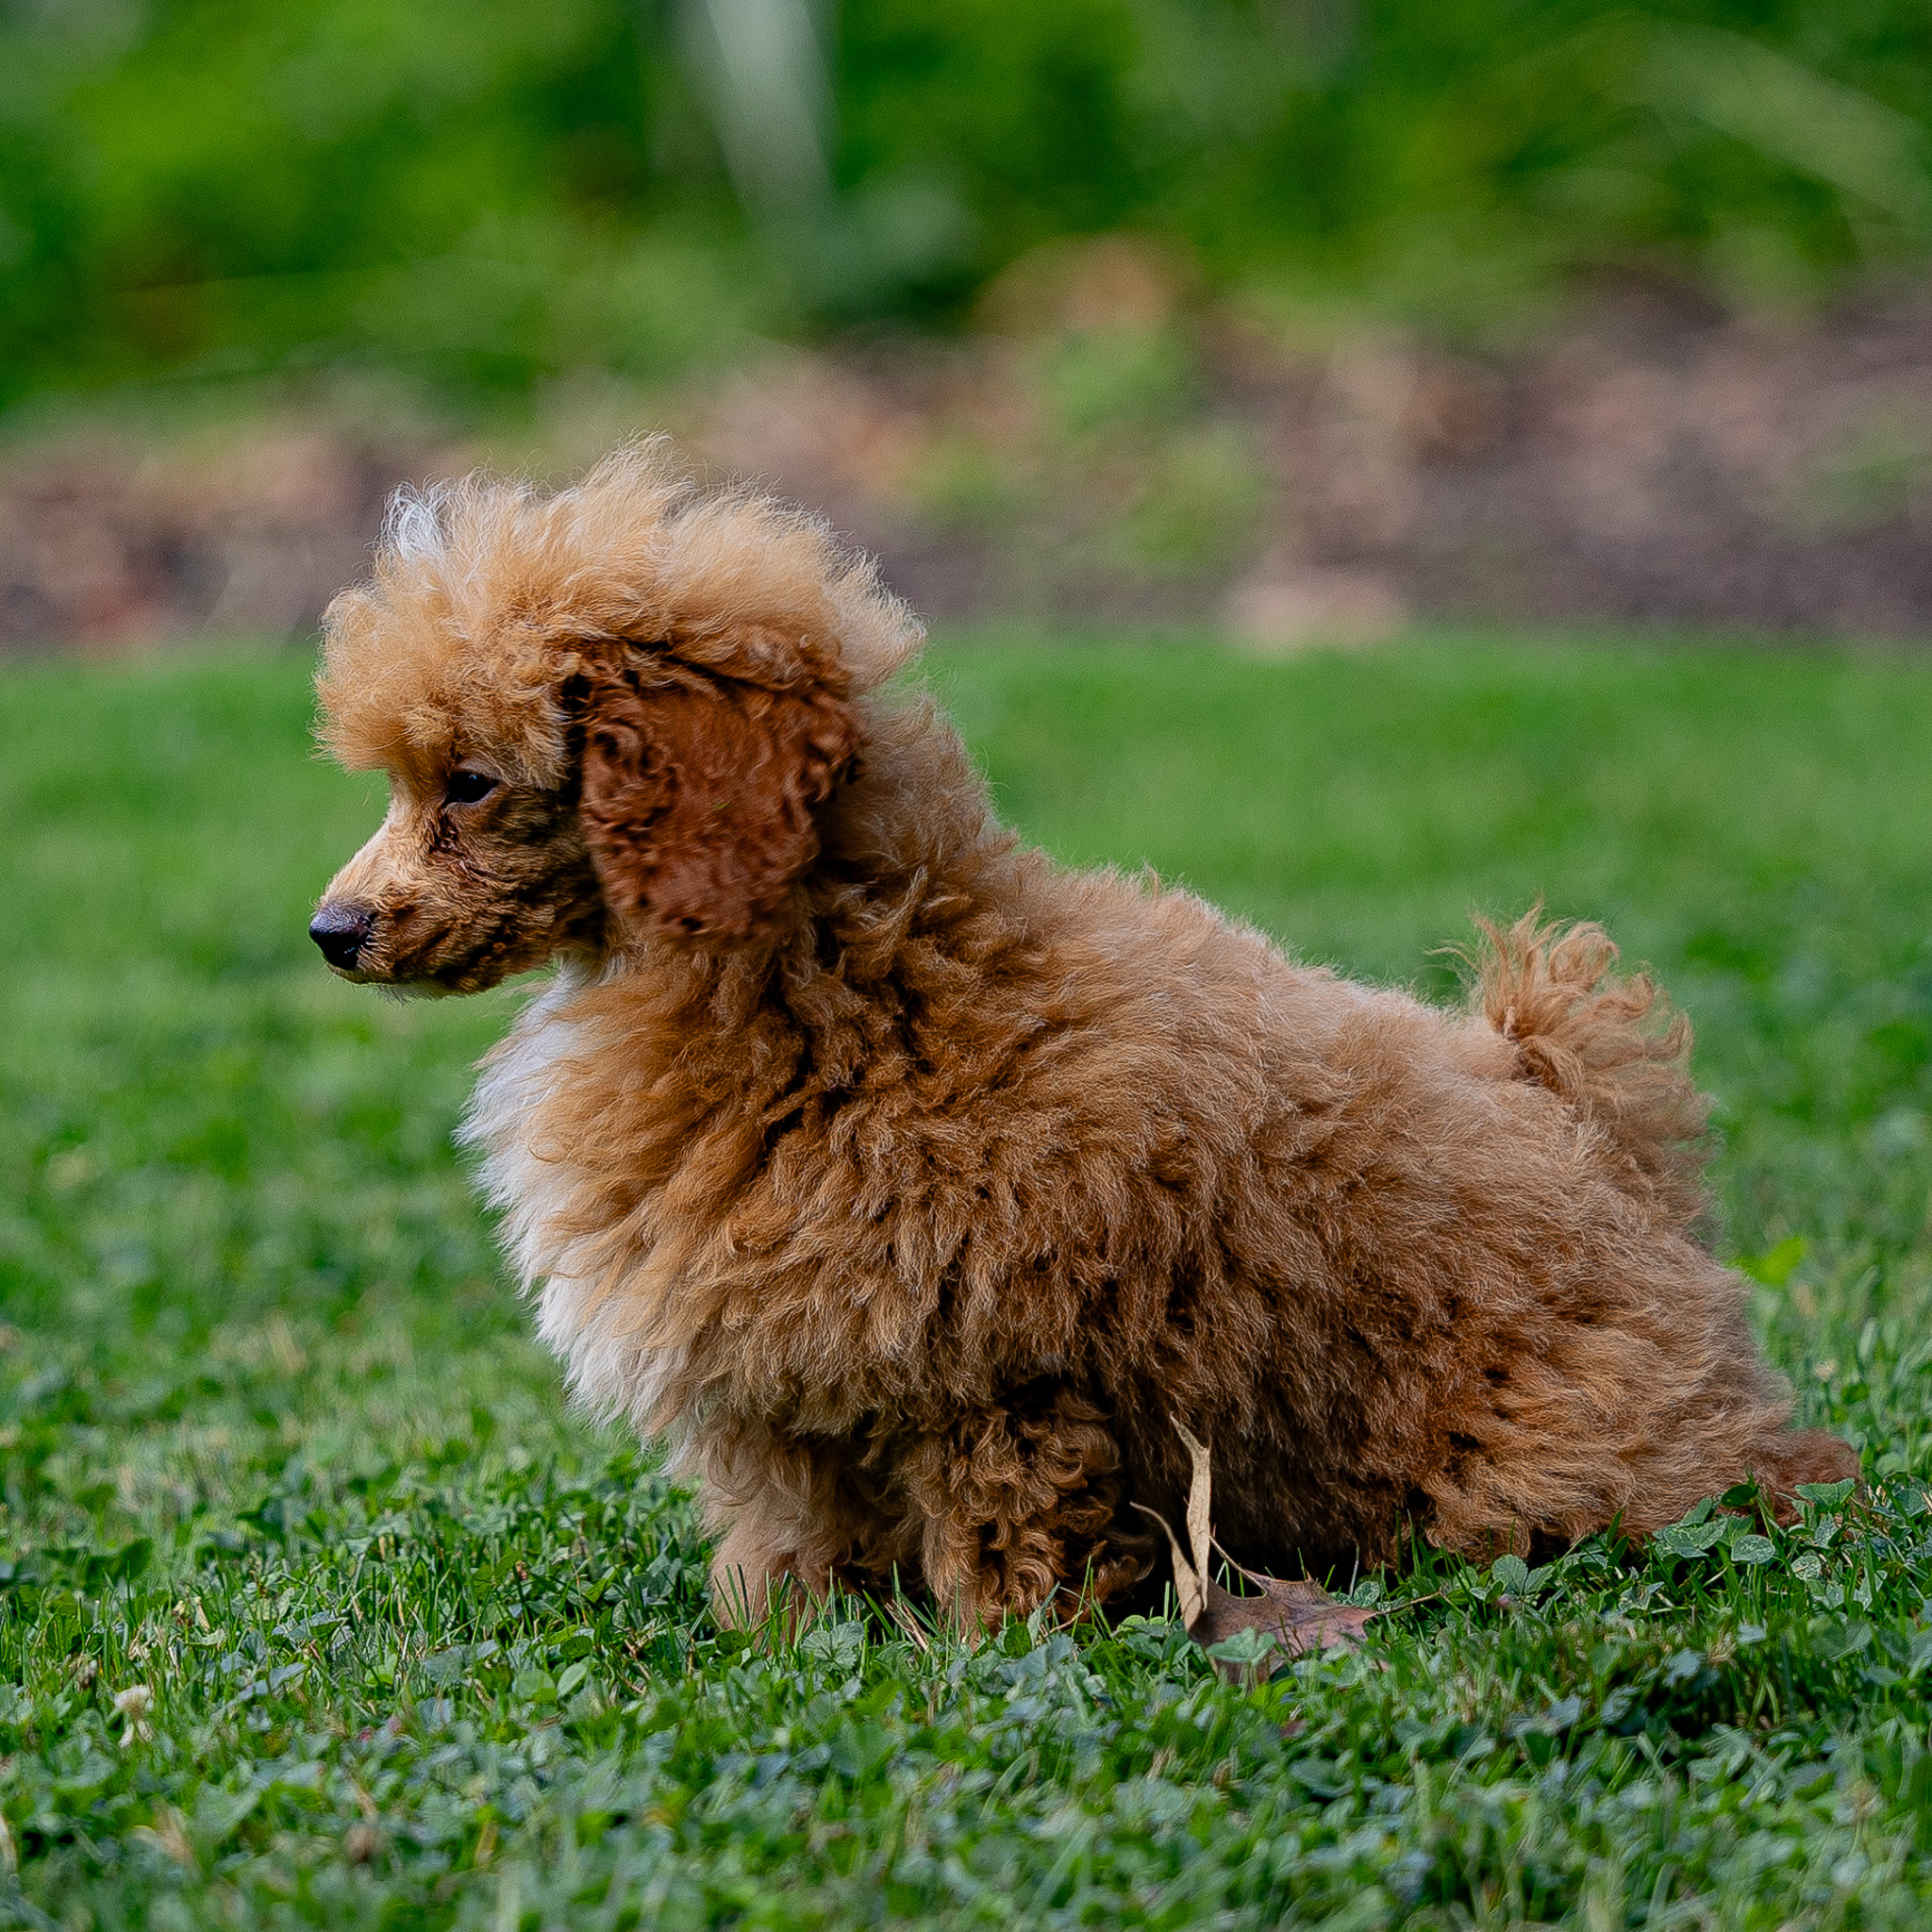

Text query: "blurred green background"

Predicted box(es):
[7, 0, 1932, 409]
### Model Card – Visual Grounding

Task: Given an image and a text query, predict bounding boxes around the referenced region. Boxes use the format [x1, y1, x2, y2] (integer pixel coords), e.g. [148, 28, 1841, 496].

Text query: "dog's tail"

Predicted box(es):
[1466, 908, 1709, 1232]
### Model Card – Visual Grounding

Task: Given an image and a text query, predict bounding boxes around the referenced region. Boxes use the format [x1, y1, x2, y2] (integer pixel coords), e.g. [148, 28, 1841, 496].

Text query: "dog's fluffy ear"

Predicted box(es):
[577, 658, 858, 941]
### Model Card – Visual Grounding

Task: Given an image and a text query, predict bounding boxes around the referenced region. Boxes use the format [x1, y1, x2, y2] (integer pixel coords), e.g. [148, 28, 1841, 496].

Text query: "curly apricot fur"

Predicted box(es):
[313, 441, 1857, 1629]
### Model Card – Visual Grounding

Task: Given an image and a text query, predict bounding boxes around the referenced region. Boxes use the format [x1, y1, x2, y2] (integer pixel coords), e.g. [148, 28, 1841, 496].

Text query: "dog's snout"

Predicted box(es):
[309, 901, 375, 970]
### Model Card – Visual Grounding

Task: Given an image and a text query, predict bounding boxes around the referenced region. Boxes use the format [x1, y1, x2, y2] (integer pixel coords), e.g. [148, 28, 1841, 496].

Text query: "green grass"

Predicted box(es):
[2, 633, 1931, 1930]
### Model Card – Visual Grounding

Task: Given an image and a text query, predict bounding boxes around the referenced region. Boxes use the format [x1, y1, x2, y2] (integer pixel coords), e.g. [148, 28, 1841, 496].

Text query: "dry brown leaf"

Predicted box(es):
[1133, 1422, 1379, 1680]
[1194, 1565, 1380, 1656]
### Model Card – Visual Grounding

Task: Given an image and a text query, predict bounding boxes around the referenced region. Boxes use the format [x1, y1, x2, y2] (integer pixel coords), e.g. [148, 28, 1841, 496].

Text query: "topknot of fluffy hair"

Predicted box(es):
[318, 439, 924, 777]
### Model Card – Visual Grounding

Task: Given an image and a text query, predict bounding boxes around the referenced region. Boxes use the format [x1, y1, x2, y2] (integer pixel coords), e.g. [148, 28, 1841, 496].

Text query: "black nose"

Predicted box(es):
[309, 902, 375, 970]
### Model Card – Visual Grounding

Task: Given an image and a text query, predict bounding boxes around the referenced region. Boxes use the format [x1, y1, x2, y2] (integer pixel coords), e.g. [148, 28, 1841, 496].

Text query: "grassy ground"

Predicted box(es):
[2, 633, 1931, 1930]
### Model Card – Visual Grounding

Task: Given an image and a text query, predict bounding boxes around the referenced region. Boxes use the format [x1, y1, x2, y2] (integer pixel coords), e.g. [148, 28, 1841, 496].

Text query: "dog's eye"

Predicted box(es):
[445, 769, 499, 806]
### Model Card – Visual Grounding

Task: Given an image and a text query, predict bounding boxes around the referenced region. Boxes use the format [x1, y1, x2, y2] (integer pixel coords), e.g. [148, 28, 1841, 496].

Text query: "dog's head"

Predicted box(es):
[310, 444, 921, 992]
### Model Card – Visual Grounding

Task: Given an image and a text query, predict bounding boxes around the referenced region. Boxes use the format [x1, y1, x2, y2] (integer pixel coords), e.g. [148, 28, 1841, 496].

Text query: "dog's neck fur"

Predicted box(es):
[599, 694, 1036, 1043]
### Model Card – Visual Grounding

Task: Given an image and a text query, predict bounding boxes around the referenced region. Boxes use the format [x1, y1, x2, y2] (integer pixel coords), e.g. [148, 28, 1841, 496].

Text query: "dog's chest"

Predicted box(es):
[463, 973, 588, 1239]
[463, 972, 687, 1424]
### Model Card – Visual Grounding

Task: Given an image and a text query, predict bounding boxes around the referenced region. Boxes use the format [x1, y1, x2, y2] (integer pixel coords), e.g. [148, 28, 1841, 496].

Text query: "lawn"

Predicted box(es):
[2, 632, 1931, 1930]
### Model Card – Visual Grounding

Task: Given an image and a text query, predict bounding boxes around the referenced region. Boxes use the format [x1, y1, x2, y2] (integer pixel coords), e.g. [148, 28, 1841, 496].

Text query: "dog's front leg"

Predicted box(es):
[703, 1441, 912, 1630]
[708, 1513, 828, 1630]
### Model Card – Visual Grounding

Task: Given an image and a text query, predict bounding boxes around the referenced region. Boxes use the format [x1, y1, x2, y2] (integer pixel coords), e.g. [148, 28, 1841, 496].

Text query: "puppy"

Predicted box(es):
[312, 444, 1855, 1624]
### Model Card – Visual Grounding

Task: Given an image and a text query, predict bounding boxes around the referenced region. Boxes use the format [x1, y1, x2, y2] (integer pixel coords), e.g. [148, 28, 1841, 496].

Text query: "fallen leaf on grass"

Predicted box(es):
[1133, 1421, 1379, 1680]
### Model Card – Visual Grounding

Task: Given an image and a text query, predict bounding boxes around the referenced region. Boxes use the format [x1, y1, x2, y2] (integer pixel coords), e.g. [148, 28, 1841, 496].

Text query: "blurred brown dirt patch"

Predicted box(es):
[8, 281, 1932, 648]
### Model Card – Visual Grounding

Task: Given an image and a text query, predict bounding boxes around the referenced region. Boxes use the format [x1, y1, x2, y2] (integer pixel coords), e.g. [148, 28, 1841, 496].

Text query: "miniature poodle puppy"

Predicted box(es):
[311, 443, 1855, 1625]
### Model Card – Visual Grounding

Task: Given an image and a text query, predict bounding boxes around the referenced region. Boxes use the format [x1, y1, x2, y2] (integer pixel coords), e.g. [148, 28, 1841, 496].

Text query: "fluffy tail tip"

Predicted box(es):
[1467, 907, 1709, 1228]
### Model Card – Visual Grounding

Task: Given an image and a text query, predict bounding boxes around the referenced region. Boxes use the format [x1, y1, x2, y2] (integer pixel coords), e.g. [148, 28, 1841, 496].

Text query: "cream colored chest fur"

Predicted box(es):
[461, 967, 691, 1436]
